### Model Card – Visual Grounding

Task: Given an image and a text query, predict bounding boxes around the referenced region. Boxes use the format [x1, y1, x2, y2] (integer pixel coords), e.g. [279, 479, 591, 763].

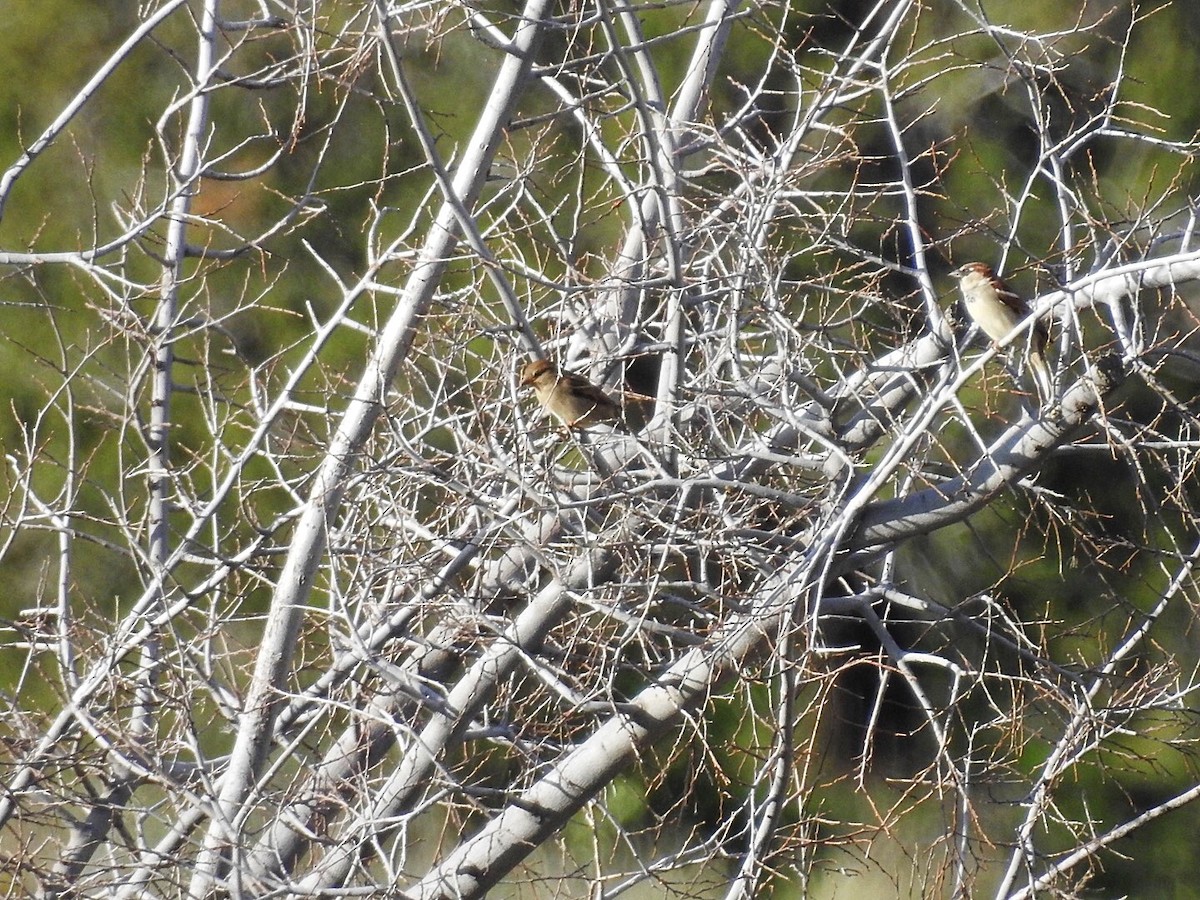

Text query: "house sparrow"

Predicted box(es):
[952, 261, 1053, 403]
[519, 359, 623, 429]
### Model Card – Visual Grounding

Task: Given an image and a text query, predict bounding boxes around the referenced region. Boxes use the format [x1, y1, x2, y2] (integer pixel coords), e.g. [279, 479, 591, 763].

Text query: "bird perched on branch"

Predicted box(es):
[519, 359, 624, 429]
[952, 261, 1053, 404]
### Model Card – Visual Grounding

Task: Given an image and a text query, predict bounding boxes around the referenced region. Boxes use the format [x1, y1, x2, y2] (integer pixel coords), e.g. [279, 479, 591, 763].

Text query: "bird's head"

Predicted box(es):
[951, 261, 994, 281]
[519, 359, 557, 388]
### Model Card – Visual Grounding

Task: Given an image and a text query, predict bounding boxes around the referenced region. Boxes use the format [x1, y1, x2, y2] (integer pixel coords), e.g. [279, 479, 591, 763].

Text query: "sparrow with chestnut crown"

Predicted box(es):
[952, 261, 1053, 404]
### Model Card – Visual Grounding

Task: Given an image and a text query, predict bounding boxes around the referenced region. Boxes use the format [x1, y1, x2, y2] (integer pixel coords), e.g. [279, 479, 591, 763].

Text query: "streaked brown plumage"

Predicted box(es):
[952, 261, 1053, 403]
[519, 359, 623, 429]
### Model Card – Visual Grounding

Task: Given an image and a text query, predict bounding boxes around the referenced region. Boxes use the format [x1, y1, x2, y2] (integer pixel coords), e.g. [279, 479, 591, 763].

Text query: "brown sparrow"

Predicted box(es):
[952, 261, 1053, 403]
[519, 359, 623, 429]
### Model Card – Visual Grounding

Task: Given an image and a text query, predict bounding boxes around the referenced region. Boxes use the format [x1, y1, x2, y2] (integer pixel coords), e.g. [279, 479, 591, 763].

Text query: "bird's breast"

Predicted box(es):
[965, 293, 1020, 338]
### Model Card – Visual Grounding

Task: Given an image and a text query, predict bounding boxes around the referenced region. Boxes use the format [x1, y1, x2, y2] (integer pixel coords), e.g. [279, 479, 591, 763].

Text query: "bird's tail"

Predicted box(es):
[1028, 348, 1054, 406]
